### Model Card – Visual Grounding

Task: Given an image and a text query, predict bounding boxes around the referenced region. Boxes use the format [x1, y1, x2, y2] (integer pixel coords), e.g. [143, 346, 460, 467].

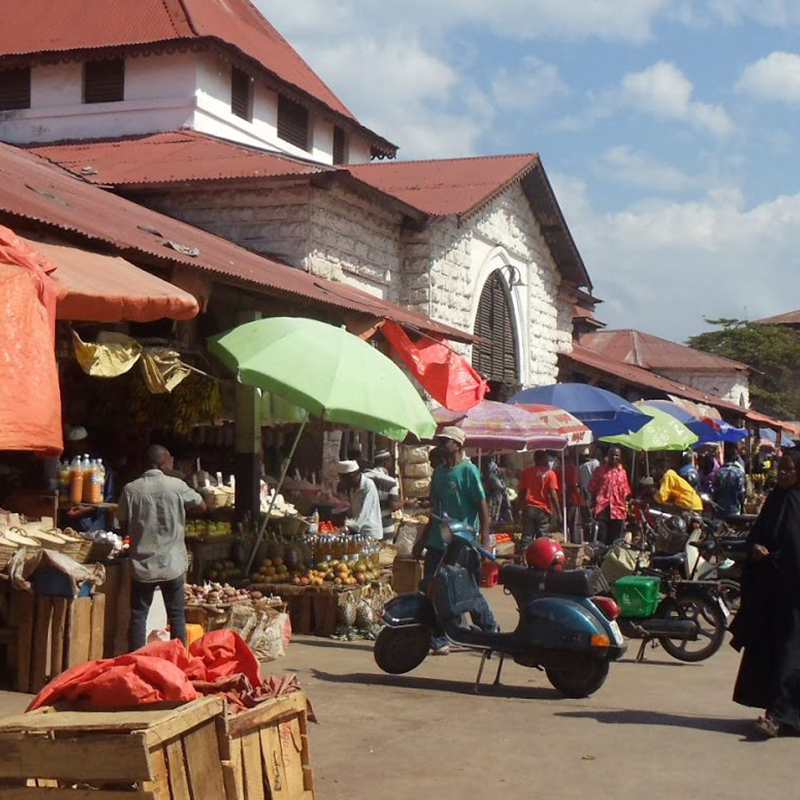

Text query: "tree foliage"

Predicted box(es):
[686, 318, 800, 420]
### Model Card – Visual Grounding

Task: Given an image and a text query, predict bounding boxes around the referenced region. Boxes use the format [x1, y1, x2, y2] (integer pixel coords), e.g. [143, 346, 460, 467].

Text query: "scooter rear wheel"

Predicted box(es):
[545, 656, 609, 698]
[374, 626, 431, 675]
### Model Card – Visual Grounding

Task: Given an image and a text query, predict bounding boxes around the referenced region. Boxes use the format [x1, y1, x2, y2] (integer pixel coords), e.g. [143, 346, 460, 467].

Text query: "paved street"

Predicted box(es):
[0, 588, 793, 800]
[279, 588, 796, 800]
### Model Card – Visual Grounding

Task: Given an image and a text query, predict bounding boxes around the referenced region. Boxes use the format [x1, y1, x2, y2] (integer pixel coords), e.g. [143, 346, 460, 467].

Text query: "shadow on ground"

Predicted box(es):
[556, 708, 753, 737]
[311, 669, 562, 700]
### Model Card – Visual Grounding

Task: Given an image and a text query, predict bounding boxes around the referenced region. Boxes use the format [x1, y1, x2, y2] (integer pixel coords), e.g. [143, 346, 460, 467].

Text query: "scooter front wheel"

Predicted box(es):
[545, 656, 609, 698]
[374, 626, 431, 675]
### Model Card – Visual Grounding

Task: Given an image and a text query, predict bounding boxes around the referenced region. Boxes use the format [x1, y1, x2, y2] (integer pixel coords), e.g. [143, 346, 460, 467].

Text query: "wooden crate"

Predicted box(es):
[94, 560, 132, 657]
[391, 557, 423, 594]
[0, 695, 230, 799]
[226, 691, 314, 800]
[13, 591, 106, 693]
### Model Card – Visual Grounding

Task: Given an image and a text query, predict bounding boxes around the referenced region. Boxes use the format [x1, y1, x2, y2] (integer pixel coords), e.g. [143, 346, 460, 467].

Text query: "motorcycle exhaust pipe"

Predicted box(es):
[632, 619, 698, 640]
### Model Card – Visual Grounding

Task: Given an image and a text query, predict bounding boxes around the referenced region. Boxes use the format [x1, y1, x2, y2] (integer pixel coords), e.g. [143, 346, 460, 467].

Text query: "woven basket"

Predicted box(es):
[59, 534, 85, 562]
[25, 530, 67, 552]
[0, 538, 18, 570]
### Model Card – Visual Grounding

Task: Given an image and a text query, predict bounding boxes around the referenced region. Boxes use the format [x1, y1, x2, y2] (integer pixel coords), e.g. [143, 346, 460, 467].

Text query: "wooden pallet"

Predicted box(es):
[0, 696, 230, 799]
[13, 592, 106, 693]
[226, 692, 314, 800]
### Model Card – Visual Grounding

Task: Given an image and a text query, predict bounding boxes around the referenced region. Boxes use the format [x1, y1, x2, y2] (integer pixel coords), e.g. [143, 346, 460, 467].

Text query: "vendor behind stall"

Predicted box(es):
[64, 425, 115, 532]
[364, 449, 403, 541]
[337, 460, 383, 539]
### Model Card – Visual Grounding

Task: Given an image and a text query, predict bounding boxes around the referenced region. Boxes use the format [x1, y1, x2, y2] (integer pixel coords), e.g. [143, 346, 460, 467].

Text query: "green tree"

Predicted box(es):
[686, 318, 800, 420]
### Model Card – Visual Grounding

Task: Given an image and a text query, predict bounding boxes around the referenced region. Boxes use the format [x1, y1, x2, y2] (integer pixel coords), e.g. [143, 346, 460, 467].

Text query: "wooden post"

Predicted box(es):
[234, 310, 262, 528]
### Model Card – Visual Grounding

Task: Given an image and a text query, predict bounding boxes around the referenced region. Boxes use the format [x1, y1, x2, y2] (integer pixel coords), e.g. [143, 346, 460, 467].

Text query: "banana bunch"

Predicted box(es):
[171, 373, 222, 435]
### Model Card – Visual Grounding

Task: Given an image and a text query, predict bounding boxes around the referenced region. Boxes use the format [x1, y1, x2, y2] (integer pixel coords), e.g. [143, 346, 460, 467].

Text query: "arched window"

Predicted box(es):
[472, 270, 519, 385]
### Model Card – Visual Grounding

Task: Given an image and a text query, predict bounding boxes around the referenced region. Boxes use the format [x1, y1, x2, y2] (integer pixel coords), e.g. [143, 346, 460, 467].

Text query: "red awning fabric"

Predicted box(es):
[0, 226, 62, 456]
[382, 320, 488, 412]
[26, 238, 200, 323]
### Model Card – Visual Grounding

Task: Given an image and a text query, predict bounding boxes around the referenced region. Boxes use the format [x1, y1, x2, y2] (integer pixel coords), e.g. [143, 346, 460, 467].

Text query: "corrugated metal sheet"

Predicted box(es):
[564, 344, 746, 416]
[0, 0, 400, 153]
[348, 154, 538, 217]
[581, 329, 750, 373]
[755, 309, 800, 327]
[30, 131, 332, 186]
[0, 140, 471, 341]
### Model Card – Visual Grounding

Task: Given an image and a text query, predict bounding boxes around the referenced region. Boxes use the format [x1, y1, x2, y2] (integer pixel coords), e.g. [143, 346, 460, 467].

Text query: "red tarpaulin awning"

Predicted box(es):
[25, 238, 199, 322]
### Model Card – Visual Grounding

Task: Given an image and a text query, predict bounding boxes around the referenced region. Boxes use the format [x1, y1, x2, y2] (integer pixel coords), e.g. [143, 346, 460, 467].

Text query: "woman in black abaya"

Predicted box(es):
[731, 448, 800, 737]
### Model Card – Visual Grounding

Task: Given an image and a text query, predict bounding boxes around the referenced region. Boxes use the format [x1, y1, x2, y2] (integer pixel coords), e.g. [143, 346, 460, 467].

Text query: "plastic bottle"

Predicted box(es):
[69, 456, 84, 505]
[89, 461, 103, 504]
[83, 457, 95, 503]
[96, 458, 106, 495]
[58, 460, 71, 499]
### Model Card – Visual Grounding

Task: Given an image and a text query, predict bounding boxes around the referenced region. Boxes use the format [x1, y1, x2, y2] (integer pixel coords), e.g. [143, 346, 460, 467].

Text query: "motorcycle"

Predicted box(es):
[601, 541, 729, 663]
[374, 518, 626, 698]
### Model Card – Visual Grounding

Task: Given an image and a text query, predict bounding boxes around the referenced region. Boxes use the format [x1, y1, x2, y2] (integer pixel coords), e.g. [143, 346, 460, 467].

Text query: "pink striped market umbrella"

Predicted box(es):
[511, 403, 594, 446]
[432, 400, 568, 451]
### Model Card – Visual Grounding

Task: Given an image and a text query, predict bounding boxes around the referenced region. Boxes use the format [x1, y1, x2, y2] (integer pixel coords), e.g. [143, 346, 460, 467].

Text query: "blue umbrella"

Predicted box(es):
[507, 383, 652, 438]
[642, 399, 747, 445]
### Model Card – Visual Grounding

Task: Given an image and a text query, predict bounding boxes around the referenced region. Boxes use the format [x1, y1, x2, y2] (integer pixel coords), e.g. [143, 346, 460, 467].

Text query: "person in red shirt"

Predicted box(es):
[517, 450, 561, 548]
[587, 446, 631, 545]
[555, 451, 583, 543]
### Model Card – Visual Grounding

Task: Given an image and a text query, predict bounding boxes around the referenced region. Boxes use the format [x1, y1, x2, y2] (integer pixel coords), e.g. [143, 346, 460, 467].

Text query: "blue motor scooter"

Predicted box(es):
[375, 518, 626, 698]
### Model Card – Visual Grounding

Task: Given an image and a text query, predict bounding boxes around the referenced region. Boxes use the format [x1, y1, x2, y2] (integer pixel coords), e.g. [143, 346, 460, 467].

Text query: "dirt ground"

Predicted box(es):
[0, 589, 795, 800]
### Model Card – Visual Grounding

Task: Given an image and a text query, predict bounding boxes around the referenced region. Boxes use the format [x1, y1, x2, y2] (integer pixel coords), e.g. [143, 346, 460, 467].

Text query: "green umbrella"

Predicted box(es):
[600, 403, 698, 452]
[209, 317, 436, 441]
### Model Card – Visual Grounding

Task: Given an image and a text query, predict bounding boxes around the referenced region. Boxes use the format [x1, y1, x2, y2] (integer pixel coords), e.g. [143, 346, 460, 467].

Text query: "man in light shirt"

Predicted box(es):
[338, 460, 383, 539]
[364, 449, 403, 541]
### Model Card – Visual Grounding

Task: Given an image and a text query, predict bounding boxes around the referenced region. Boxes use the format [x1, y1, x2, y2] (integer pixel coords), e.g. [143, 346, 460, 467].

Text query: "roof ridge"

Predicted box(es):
[350, 152, 539, 169]
[161, 0, 196, 36]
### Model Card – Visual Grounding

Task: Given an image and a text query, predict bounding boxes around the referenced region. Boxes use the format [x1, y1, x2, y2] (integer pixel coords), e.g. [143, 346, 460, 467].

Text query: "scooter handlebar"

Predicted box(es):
[477, 544, 497, 561]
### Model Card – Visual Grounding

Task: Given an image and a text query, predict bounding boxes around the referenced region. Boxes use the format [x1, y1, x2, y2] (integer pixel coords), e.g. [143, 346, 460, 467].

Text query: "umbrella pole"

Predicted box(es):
[645, 450, 650, 477]
[246, 413, 309, 575]
[561, 455, 568, 544]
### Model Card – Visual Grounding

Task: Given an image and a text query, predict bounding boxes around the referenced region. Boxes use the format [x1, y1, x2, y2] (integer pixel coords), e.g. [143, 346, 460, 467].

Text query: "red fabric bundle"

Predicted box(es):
[28, 630, 264, 712]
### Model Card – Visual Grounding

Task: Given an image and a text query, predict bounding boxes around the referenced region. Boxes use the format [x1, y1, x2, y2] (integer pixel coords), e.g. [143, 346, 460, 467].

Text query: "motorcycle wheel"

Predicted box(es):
[658, 592, 726, 662]
[545, 656, 609, 698]
[374, 626, 431, 675]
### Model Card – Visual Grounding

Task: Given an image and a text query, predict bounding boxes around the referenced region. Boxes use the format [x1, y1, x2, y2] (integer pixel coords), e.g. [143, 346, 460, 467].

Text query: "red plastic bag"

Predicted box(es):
[382, 320, 488, 412]
[0, 225, 62, 457]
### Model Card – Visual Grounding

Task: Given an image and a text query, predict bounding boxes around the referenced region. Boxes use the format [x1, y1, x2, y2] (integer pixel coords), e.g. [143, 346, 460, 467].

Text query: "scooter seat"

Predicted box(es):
[650, 552, 686, 570]
[499, 565, 596, 597]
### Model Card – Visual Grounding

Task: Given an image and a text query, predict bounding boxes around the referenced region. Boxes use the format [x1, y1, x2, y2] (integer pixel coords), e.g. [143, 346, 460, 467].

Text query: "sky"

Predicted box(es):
[258, 0, 800, 343]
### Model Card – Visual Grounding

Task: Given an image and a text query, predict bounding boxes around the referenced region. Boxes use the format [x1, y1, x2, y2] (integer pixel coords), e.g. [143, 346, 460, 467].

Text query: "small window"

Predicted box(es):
[231, 66, 252, 121]
[0, 67, 31, 111]
[84, 58, 125, 104]
[332, 126, 347, 164]
[277, 94, 309, 151]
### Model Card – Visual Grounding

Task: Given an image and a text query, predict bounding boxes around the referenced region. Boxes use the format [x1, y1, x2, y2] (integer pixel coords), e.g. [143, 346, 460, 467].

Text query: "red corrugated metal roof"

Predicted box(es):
[30, 131, 331, 187]
[347, 154, 539, 217]
[581, 329, 750, 373]
[0, 140, 470, 341]
[0, 0, 398, 152]
[563, 343, 747, 416]
[755, 309, 800, 326]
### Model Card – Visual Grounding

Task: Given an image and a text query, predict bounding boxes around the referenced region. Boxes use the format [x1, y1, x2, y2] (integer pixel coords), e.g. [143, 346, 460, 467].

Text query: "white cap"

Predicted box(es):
[66, 426, 88, 442]
[337, 460, 360, 475]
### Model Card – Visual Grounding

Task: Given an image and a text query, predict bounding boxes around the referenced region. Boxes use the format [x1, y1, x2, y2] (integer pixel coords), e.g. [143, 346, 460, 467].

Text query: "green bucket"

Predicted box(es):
[612, 575, 661, 617]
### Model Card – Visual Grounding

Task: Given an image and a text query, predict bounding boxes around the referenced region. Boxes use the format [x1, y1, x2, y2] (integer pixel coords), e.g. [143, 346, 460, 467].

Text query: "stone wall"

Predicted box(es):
[659, 370, 750, 408]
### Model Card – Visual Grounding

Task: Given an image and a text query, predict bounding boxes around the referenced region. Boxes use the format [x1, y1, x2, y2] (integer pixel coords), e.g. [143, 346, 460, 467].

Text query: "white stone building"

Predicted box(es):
[1, 0, 593, 396]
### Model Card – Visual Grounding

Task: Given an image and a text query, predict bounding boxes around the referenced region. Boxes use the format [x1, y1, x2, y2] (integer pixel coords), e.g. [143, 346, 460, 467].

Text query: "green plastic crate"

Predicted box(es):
[612, 575, 661, 617]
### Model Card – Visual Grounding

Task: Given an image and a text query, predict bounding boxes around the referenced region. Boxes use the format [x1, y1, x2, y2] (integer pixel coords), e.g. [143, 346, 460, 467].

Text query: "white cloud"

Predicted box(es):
[551, 173, 800, 339]
[620, 62, 734, 136]
[736, 51, 800, 106]
[600, 146, 696, 192]
[673, 0, 800, 27]
[491, 56, 566, 111]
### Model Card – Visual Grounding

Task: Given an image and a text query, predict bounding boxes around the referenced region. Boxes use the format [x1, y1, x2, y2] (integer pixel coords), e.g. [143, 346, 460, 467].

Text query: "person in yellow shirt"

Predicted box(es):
[641, 469, 704, 512]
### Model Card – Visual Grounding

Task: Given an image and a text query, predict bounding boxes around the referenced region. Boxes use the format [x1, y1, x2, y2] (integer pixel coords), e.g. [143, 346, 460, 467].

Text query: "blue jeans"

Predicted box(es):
[129, 575, 186, 652]
[423, 548, 499, 651]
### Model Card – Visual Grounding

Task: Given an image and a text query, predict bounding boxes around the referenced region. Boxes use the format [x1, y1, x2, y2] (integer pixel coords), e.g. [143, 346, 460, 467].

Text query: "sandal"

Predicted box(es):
[754, 715, 779, 738]
[431, 645, 450, 656]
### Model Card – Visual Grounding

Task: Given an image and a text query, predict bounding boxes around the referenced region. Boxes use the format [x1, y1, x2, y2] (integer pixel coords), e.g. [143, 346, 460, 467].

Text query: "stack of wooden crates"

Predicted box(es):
[0, 692, 314, 799]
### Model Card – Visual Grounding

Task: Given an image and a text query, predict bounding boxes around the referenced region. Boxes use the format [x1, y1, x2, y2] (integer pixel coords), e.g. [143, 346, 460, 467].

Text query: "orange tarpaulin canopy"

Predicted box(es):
[26, 238, 200, 322]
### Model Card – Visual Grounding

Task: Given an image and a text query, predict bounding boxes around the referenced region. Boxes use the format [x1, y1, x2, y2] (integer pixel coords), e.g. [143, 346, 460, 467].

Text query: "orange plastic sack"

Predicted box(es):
[382, 320, 488, 413]
[189, 628, 263, 688]
[0, 225, 62, 456]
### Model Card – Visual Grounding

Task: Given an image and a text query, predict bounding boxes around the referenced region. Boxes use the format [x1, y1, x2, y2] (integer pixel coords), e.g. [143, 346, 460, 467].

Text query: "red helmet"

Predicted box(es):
[525, 538, 566, 571]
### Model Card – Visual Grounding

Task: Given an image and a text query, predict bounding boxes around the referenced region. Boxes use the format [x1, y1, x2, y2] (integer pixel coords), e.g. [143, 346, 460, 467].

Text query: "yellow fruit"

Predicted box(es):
[293, 576, 301, 586]
[274, 558, 284, 567]
[262, 559, 273, 568]
[356, 573, 367, 585]
[334, 577, 342, 586]
[300, 577, 310, 586]
[266, 566, 277, 577]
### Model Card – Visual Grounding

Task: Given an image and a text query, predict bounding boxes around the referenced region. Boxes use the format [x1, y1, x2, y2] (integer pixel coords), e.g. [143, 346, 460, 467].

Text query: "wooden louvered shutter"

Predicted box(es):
[277, 95, 309, 151]
[0, 67, 30, 111]
[333, 126, 347, 164]
[231, 66, 252, 120]
[83, 59, 125, 104]
[472, 271, 519, 384]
